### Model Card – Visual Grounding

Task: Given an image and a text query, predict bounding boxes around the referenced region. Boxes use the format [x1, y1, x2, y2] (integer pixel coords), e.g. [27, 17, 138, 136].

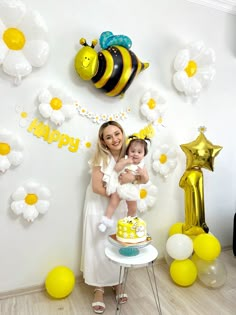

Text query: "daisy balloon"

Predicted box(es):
[0, 0, 50, 84]
[137, 181, 158, 213]
[140, 89, 166, 124]
[0, 128, 23, 173]
[152, 144, 177, 178]
[11, 180, 51, 222]
[38, 85, 77, 126]
[173, 41, 216, 102]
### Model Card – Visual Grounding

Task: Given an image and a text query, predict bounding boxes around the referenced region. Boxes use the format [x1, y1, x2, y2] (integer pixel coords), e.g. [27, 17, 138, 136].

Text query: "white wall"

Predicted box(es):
[0, 0, 236, 292]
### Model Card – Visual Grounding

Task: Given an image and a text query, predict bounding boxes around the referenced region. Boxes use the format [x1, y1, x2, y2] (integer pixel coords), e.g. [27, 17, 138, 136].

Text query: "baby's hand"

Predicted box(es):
[125, 157, 134, 165]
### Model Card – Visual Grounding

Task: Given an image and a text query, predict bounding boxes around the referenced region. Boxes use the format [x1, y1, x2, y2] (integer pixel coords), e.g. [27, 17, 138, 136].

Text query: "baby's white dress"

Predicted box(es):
[105, 159, 144, 201]
[80, 156, 127, 286]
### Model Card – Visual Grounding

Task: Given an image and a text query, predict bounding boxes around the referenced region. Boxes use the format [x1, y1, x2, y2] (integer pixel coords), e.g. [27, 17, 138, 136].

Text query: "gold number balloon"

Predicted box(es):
[74, 32, 149, 97]
[179, 127, 222, 236]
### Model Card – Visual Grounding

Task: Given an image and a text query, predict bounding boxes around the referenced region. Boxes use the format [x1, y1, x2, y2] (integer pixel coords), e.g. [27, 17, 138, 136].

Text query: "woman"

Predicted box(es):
[80, 121, 148, 314]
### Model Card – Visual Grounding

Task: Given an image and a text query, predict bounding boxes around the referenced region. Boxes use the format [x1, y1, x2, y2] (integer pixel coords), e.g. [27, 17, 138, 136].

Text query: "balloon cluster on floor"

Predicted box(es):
[165, 223, 227, 288]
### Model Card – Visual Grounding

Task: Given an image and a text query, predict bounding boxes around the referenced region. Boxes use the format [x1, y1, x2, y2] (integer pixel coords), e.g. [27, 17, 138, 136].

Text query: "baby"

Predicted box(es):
[98, 137, 149, 232]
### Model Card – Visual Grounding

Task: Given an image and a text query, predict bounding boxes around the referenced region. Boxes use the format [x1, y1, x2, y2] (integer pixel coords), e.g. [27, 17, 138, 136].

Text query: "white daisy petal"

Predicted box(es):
[7, 150, 23, 165]
[174, 49, 189, 71]
[23, 205, 38, 222]
[3, 50, 32, 79]
[11, 200, 26, 215]
[173, 71, 188, 92]
[38, 89, 52, 103]
[187, 41, 205, 59]
[39, 103, 53, 118]
[0, 39, 8, 64]
[195, 67, 216, 88]
[23, 40, 49, 67]
[0, 0, 26, 27]
[50, 110, 65, 126]
[185, 77, 202, 96]
[37, 186, 51, 199]
[19, 9, 48, 40]
[0, 156, 10, 172]
[24, 180, 40, 193]
[12, 186, 27, 200]
[36, 200, 50, 214]
[195, 48, 216, 66]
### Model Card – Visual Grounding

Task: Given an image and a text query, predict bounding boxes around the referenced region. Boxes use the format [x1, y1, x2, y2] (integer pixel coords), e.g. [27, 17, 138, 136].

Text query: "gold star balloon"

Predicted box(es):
[179, 127, 223, 236]
[180, 127, 222, 171]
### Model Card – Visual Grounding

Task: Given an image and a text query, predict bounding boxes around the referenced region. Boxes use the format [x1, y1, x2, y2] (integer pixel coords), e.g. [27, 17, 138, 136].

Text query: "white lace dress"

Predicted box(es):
[80, 156, 127, 286]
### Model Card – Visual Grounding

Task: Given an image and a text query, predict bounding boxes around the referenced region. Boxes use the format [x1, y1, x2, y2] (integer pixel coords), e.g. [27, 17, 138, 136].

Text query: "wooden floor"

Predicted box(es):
[0, 249, 235, 315]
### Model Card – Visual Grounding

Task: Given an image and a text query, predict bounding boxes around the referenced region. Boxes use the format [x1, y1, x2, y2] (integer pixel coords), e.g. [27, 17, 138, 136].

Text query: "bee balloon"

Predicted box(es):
[74, 31, 149, 97]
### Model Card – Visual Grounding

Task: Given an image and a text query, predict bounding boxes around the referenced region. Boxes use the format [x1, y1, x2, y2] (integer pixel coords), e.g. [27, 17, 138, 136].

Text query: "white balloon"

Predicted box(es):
[0, 157, 10, 172]
[12, 186, 26, 200]
[36, 200, 50, 214]
[11, 200, 26, 215]
[23, 206, 39, 222]
[166, 233, 193, 260]
[23, 40, 50, 67]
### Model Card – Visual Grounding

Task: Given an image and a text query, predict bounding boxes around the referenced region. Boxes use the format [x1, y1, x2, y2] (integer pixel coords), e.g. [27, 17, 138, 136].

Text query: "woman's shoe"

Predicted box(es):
[112, 285, 128, 304]
[92, 288, 106, 314]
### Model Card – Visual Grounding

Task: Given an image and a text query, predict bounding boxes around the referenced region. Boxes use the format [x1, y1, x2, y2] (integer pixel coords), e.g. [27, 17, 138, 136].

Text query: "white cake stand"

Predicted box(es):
[108, 234, 152, 256]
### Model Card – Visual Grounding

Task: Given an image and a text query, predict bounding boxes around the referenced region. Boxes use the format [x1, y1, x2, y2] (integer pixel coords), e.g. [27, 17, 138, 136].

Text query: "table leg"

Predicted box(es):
[115, 266, 129, 315]
[146, 262, 162, 315]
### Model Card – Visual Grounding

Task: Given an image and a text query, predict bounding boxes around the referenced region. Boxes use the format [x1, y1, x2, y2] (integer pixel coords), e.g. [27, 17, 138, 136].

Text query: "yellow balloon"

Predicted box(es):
[170, 259, 197, 287]
[193, 233, 221, 261]
[45, 266, 75, 299]
[168, 222, 184, 236]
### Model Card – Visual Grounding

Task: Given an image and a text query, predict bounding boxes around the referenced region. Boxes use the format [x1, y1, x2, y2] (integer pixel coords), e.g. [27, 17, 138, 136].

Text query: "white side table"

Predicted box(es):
[105, 244, 162, 315]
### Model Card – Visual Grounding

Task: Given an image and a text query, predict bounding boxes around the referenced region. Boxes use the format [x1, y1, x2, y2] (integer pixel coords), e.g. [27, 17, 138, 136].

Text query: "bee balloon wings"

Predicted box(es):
[74, 32, 149, 97]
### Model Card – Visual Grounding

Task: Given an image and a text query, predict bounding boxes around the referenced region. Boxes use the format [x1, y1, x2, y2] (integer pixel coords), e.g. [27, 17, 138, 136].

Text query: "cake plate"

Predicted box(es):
[108, 234, 152, 257]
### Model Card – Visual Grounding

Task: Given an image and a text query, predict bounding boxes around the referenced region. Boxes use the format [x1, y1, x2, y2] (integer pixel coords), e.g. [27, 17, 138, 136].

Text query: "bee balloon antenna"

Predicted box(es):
[80, 38, 88, 46]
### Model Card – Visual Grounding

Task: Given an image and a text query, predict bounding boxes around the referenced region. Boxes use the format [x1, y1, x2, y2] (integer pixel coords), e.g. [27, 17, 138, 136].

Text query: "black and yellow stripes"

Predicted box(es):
[92, 45, 148, 97]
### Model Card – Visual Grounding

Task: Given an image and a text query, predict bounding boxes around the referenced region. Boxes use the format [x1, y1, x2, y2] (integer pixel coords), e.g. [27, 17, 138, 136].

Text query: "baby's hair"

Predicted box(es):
[126, 135, 151, 156]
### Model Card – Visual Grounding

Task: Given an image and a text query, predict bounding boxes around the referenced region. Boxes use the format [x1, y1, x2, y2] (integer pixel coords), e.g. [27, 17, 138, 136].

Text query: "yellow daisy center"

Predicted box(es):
[157, 117, 163, 124]
[147, 98, 156, 109]
[21, 111, 28, 118]
[85, 142, 91, 148]
[140, 188, 147, 199]
[3, 28, 26, 50]
[159, 154, 167, 164]
[25, 193, 38, 205]
[0, 143, 11, 155]
[185, 60, 197, 77]
[50, 97, 62, 110]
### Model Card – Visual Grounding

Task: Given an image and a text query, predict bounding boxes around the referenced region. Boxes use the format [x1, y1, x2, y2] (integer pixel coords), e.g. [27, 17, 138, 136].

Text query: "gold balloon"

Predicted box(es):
[179, 128, 222, 236]
[180, 131, 222, 171]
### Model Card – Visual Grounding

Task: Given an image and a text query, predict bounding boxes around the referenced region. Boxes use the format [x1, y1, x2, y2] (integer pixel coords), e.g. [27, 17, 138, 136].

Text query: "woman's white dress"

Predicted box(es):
[80, 156, 128, 287]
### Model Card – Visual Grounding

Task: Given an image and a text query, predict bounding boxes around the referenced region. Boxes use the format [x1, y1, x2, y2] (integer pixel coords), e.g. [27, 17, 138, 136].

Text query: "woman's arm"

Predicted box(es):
[91, 166, 108, 196]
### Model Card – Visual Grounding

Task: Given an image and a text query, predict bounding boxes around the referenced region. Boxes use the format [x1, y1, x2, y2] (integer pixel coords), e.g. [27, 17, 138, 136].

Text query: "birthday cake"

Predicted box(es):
[116, 216, 147, 244]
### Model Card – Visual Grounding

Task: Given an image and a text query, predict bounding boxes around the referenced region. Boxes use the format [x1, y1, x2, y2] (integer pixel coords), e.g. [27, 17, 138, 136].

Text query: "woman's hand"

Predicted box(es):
[118, 169, 135, 184]
[119, 167, 149, 185]
[136, 166, 149, 184]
